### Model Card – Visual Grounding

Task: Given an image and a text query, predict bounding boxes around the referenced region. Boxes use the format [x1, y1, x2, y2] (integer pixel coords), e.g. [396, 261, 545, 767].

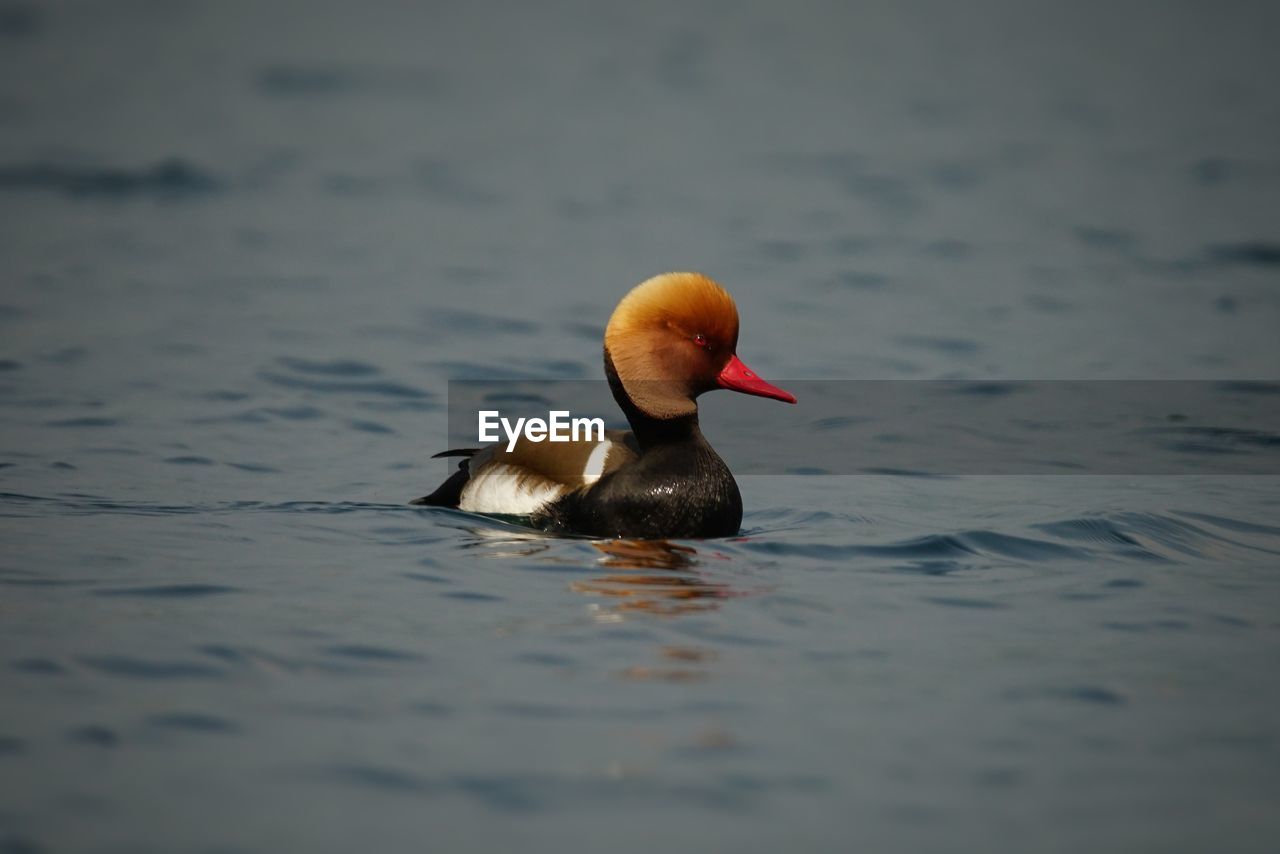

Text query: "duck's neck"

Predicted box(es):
[604, 350, 700, 450]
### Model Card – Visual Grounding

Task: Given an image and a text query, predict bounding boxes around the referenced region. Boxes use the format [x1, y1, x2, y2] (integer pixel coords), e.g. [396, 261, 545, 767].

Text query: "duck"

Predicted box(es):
[411, 272, 796, 538]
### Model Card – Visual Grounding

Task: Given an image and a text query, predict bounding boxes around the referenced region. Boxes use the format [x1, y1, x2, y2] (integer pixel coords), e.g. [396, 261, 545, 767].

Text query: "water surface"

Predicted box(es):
[2, 2, 1279, 852]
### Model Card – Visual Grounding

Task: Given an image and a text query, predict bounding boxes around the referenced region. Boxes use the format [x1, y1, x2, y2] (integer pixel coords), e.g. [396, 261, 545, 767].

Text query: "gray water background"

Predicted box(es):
[2, 1, 1279, 852]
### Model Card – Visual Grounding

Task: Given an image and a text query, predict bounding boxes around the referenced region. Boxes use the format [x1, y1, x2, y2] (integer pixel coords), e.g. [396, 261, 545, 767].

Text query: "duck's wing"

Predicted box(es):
[410, 430, 638, 516]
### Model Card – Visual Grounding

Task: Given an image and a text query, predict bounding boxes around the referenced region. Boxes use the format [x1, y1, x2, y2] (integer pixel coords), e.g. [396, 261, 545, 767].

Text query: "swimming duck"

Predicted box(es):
[412, 272, 796, 538]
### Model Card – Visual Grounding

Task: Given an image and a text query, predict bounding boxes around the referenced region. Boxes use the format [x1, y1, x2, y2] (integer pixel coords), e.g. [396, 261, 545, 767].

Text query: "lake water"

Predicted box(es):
[2, 1, 1279, 852]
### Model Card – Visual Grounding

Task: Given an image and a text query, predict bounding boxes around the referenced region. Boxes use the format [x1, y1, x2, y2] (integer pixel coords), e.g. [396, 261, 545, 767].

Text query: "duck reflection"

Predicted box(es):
[571, 539, 731, 617]
[449, 521, 741, 618]
[578, 539, 732, 682]
[450, 524, 739, 681]
[452, 519, 555, 558]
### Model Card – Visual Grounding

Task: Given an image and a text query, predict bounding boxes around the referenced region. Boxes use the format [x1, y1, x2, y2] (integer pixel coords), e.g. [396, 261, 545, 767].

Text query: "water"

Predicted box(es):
[2, 1, 1280, 852]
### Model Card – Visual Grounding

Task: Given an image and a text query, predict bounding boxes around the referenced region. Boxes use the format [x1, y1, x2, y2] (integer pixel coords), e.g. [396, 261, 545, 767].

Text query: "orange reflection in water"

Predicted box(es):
[457, 525, 754, 681]
[571, 539, 733, 617]
[576, 539, 739, 681]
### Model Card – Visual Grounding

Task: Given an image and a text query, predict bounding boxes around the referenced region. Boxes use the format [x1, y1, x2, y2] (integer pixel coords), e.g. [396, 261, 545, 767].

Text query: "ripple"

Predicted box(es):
[1006, 686, 1127, 706]
[491, 701, 650, 720]
[194, 645, 345, 676]
[1216, 381, 1280, 396]
[955, 531, 1089, 561]
[742, 533, 977, 561]
[755, 238, 805, 262]
[227, 462, 280, 474]
[37, 346, 88, 365]
[254, 63, 445, 97]
[11, 657, 66, 675]
[512, 653, 574, 667]
[328, 763, 431, 793]
[256, 65, 354, 96]
[429, 309, 537, 335]
[1141, 425, 1280, 456]
[1104, 619, 1193, 633]
[1174, 510, 1280, 536]
[831, 271, 891, 289]
[0, 158, 221, 198]
[261, 405, 326, 420]
[0, 574, 93, 588]
[1075, 226, 1139, 252]
[249, 501, 413, 514]
[67, 725, 120, 747]
[894, 559, 975, 577]
[772, 153, 923, 217]
[1206, 241, 1280, 268]
[922, 238, 973, 259]
[740, 518, 1200, 570]
[924, 596, 1009, 610]
[1034, 517, 1144, 546]
[350, 419, 394, 434]
[857, 467, 953, 478]
[946, 381, 1022, 397]
[0, 493, 206, 517]
[433, 771, 828, 813]
[561, 321, 603, 340]
[79, 656, 226, 680]
[147, 712, 241, 734]
[415, 159, 500, 206]
[42, 417, 118, 428]
[481, 391, 555, 407]
[440, 591, 503, 602]
[276, 357, 380, 377]
[620, 665, 709, 682]
[93, 584, 240, 598]
[1039, 511, 1280, 561]
[428, 360, 564, 380]
[1033, 516, 1173, 561]
[810, 415, 869, 431]
[258, 370, 432, 399]
[895, 335, 980, 356]
[322, 644, 424, 663]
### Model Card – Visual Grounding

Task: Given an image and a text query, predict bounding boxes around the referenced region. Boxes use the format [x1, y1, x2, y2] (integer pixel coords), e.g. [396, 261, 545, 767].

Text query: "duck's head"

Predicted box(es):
[603, 272, 796, 419]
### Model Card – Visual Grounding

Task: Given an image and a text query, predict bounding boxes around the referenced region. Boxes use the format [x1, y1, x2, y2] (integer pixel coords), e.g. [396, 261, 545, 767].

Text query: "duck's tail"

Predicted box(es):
[410, 448, 480, 506]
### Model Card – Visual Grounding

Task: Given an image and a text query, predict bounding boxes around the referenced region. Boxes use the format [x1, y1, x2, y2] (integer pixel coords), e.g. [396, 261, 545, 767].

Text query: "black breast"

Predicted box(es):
[537, 437, 743, 539]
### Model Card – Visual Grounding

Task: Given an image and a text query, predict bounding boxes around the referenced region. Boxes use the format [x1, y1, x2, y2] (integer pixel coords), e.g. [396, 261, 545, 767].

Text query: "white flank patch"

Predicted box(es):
[459, 464, 569, 516]
[582, 440, 612, 484]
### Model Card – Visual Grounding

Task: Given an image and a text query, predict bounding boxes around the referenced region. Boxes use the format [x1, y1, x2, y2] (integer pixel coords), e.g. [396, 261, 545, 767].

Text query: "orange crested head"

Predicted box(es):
[604, 272, 795, 419]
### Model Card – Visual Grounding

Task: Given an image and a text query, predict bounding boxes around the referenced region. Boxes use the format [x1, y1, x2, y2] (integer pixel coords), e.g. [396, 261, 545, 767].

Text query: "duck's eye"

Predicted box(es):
[692, 334, 710, 350]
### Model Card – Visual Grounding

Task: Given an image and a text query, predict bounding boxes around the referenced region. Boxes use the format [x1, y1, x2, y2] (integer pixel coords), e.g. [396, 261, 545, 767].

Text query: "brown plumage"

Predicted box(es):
[604, 273, 742, 419]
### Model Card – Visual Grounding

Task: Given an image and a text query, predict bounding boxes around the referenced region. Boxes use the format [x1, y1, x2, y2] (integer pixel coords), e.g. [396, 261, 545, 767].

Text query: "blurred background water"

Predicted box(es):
[2, 1, 1279, 852]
